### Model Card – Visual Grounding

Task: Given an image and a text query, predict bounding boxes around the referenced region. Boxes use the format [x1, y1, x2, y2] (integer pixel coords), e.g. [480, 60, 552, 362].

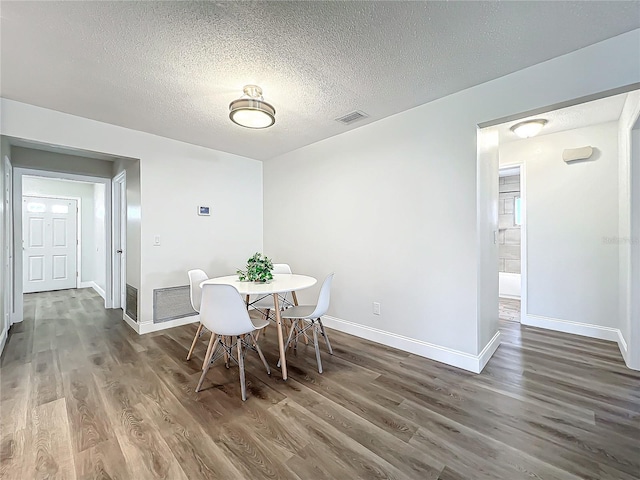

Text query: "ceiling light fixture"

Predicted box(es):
[510, 119, 547, 138]
[229, 85, 275, 129]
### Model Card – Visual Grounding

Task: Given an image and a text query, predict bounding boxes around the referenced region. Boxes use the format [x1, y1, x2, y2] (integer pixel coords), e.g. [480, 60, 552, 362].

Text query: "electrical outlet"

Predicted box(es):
[373, 302, 381, 315]
[153, 235, 161, 246]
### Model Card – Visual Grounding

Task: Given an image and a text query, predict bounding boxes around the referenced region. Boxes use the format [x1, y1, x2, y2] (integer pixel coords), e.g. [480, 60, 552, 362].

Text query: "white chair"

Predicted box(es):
[279, 273, 334, 373]
[195, 284, 271, 401]
[186, 269, 210, 365]
[249, 263, 294, 321]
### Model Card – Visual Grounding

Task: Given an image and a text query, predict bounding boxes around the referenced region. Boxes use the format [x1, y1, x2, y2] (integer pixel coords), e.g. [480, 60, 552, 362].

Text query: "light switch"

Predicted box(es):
[154, 235, 161, 246]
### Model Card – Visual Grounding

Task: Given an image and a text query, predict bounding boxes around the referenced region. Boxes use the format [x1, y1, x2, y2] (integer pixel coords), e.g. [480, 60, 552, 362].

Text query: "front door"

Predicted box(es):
[23, 196, 78, 293]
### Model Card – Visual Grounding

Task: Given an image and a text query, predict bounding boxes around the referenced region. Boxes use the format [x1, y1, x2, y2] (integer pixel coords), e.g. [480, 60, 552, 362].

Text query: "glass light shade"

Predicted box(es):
[229, 98, 275, 129]
[510, 119, 547, 138]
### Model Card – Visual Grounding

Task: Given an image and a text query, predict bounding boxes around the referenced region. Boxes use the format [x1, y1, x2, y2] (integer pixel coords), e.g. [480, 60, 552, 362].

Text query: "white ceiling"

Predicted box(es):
[1, 1, 638, 160]
[497, 92, 630, 144]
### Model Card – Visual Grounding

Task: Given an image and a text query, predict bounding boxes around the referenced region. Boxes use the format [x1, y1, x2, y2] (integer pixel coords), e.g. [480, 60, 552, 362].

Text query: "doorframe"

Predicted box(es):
[498, 162, 527, 322]
[629, 117, 640, 370]
[23, 192, 82, 290]
[112, 171, 126, 310]
[2, 155, 13, 351]
[12, 168, 112, 323]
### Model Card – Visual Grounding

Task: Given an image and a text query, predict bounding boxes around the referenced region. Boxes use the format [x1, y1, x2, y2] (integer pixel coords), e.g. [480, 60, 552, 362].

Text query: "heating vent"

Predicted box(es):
[335, 110, 369, 125]
[153, 285, 197, 323]
[126, 284, 138, 322]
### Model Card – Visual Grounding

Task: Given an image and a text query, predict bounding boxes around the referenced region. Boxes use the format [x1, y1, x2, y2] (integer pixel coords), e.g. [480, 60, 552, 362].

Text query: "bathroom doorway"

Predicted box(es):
[498, 165, 522, 322]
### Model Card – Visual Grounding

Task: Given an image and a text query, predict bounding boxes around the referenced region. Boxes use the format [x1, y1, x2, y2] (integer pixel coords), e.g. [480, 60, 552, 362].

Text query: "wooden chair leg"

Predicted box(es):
[318, 318, 333, 354]
[224, 336, 231, 368]
[196, 335, 220, 392]
[251, 333, 271, 375]
[202, 332, 216, 371]
[312, 321, 323, 374]
[237, 337, 247, 401]
[187, 323, 204, 360]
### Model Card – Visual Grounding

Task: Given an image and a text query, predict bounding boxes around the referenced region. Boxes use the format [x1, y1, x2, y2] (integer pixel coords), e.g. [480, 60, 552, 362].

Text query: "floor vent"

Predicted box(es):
[153, 285, 196, 323]
[126, 284, 138, 321]
[335, 110, 369, 125]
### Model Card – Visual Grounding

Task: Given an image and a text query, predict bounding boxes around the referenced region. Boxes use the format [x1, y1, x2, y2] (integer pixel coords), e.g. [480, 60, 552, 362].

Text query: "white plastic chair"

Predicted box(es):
[186, 269, 210, 365]
[195, 284, 271, 401]
[249, 263, 294, 321]
[279, 273, 334, 373]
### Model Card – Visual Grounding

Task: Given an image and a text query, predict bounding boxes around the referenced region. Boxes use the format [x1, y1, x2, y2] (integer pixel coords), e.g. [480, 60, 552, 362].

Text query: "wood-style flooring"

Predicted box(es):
[499, 297, 521, 322]
[1, 288, 639, 479]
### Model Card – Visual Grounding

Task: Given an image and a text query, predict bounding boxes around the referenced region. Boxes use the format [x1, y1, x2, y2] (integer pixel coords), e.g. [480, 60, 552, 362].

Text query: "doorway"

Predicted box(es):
[12, 168, 113, 323]
[498, 165, 523, 323]
[22, 195, 78, 293]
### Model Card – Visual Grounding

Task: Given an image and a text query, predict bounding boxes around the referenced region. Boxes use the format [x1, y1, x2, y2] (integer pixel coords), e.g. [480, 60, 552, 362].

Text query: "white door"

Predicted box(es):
[112, 172, 126, 309]
[23, 196, 78, 293]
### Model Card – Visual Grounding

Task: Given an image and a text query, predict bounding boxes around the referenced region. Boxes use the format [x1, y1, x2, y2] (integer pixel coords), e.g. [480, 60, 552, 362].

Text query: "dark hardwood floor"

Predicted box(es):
[1, 288, 639, 479]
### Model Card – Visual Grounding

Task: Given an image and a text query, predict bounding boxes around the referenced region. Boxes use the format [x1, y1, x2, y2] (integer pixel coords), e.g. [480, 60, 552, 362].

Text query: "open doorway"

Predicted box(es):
[21, 176, 107, 297]
[483, 89, 638, 367]
[5, 141, 141, 327]
[498, 165, 523, 323]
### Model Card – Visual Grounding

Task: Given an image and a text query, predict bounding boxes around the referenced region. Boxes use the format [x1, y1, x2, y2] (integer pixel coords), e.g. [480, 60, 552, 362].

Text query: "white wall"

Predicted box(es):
[618, 91, 640, 368]
[1, 101, 263, 328]
[263, 30, 640, 371]
[93, 183, 106, 292]
[22, 176, 98, 284]
[476, 127, 500, 353]
[0, 136, 11, 352]
[631, 125, 640, 370]
[112, 159, 141, 291]
[501, 122, 620, 331]
[9, 146, 113, 177]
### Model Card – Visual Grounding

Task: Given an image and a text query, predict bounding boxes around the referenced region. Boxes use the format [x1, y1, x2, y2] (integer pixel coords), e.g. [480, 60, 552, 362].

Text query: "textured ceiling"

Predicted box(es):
[498, 92, 630, 144]
[1, 1, 639, 161]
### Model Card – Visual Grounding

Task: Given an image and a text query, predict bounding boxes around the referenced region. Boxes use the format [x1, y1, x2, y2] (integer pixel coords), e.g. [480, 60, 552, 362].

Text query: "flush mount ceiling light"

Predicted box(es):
[510, 119, 547, 138]
[229, 85, 275, 129]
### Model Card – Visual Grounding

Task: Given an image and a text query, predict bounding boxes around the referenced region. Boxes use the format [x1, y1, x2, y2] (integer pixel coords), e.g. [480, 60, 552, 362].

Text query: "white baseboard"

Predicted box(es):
[522, 313, 620, 342]
[122, 313, 140, 333]
[522, 313, 631, 366]
[618, 330, 629, 365]
[478, 331, 502, 372]
[138, 315, 199, 335]
[322, 315, 500, 374]
[78, 281, 93, 289]
[0, 328, 7, 357]
[90, 281, 106, 300]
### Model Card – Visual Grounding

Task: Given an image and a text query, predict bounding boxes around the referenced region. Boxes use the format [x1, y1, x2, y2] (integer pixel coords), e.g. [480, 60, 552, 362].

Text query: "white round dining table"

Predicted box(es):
[201, 273, 317, 380]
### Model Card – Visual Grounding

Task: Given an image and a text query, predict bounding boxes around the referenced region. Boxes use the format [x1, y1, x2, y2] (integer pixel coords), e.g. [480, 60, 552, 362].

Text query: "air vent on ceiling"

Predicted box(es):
[335, 110, 369, 125]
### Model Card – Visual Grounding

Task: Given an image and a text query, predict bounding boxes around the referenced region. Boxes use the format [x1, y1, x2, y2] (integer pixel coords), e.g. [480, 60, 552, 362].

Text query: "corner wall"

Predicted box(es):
[618, 91, 640, 368]
[263, 30, 640, 371]
[0, 136, 11, 353]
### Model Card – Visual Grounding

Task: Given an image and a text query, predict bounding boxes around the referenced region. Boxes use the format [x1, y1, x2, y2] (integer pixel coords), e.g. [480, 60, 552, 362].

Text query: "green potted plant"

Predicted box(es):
[237, 252, 274, 283]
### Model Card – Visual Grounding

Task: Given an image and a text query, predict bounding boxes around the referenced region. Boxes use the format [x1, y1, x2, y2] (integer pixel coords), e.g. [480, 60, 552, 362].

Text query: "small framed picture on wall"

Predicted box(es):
[198, 206, 210, 216]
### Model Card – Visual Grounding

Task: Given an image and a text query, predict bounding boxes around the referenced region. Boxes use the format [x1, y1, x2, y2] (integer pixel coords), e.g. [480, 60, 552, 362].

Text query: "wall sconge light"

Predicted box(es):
[229, 85, 276, 129]
[510, 119, 547, 138]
